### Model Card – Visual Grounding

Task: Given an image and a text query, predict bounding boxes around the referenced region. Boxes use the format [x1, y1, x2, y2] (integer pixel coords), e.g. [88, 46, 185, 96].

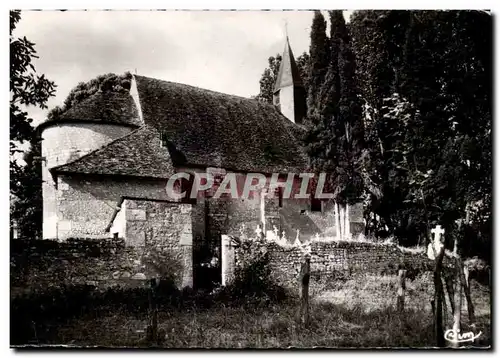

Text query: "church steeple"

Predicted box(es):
[273, 36, 307, 124]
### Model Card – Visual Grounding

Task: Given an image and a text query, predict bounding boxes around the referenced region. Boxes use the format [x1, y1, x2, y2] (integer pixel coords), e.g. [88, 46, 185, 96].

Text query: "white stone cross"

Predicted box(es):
[427, 224, 445, 260]
[273, 225, 279, 238]
[293, 229, 301, 246]
[255, 225, 263, 238]
[431, 225, 445, 243]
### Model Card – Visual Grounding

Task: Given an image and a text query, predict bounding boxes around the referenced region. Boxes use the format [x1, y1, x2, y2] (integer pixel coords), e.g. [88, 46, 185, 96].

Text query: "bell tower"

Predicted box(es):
[273, 37, 307, 124]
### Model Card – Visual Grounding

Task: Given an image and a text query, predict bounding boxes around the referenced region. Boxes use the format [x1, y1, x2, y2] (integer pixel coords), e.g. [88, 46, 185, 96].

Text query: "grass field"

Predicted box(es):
[15, 273, 490, 348]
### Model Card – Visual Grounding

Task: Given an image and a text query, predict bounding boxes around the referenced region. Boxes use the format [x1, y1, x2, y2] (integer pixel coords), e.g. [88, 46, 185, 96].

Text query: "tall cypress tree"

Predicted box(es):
[304, 11, 330, 175]
[312, 11, 365, 201]
[306, 11, 330, 119]
[350, 10, 413, 237]
[325, 11, 365, 238]
[329, 10, 364, 205]
[350, 10, 492, 252]
[305, 11, 365, 238]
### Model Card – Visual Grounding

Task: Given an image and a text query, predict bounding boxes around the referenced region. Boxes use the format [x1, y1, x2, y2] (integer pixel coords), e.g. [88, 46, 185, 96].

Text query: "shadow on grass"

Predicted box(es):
[11, 278, 491, 349]
[10, 290, 447, 348]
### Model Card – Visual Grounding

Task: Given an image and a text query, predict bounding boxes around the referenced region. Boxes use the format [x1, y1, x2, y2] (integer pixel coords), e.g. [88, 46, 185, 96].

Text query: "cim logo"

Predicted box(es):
[444, 329, 482, 344]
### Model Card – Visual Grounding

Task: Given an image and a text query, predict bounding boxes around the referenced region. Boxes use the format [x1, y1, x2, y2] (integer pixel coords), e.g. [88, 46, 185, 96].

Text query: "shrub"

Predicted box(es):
[221, 236, 288, 304]
[141, 245, 183, 289]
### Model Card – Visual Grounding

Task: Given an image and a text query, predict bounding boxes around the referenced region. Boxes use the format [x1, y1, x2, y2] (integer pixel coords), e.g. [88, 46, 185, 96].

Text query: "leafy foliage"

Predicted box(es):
[225, 236, 287, 303]
[10, 11, 56, 146]
[306, 11, 330, 119]
[10, 138, 43, 239]
[254, 54, 282, 103]
[10, 10, 56, 237]
[305, 11, 365, 205]
[47, 72, 132, 120]
[350, 10, 492, 255]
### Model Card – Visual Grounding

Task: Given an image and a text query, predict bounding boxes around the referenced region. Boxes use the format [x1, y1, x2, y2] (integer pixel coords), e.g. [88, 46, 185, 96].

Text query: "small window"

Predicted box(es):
[273, 91, 280, 106]
[311, 198, 322, 212]
[160, 132, 168, 147]
[277, 187, 283, 208]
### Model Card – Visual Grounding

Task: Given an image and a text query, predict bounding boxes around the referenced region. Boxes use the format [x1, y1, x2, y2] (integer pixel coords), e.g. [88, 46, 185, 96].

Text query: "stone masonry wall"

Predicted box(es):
[122, 199, 195, 287]
[279, 200, 365, 242]
[11, 238, 152, 296]
[232, 240, 440, 287]
[42, 123, 133, 239]
[54, 166, 365, 241]
[56, 174, 169, 239]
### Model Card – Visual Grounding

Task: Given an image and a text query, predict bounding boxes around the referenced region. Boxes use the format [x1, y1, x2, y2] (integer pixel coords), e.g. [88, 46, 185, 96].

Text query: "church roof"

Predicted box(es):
[51, 126, 176, 179]
[134, 75, 308, 173]
[38, 91, 142, 130]
[273, 37, 304, 93]
[52, 75, 309, 177]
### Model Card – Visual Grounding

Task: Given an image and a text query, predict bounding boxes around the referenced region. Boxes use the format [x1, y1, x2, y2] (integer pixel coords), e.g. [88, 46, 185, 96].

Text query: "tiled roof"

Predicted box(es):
[134, 75, 309, 173]
[51, 126, 175, 179]
[51, 75, 309, 178]
[39, 91, 142, 129]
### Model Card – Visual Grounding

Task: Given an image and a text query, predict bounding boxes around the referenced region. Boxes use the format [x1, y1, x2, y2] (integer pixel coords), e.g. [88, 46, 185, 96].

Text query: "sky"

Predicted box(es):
[13, 10, 352, 126]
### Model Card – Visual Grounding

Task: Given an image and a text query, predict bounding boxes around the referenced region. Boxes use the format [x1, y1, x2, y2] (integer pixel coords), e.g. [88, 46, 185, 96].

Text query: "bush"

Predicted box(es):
[221, 236, 288, 305]
[465, 256, 491, 287]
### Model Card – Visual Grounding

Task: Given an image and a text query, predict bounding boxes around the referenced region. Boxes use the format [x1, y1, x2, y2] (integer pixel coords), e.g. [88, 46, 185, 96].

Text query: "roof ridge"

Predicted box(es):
[51, 125, 151, 173]
[135, 74, 257, 103]
[134, 74, 304, 129]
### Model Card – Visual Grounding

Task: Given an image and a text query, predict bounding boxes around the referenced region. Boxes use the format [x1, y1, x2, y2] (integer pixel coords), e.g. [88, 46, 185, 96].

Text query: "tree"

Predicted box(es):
[399, 10, 491, 247]
[11, 138, 43, 238]
[349, 11, 413, 239]
[303, 11, 331, 207]
[305, 10, 365, 239]
[296, 52, 310, 93]
[254, 54, 282, 103]
[10, 10, 56, 237]
[363, 13, 492, 342]
[351, 10, 491, 257]
[306, 11, 330, 119]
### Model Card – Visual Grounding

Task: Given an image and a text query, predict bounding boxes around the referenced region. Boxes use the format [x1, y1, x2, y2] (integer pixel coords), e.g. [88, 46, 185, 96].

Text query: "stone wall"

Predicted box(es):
[279, 200, 364, 242]
[10, 237, 193, 296]
[51, 166, 364, 241]
[11, 239, 147, 296]
[230, 239, 440, 287]
[42, 123, 134, 239]
[11, 237, 446, 298]
[120, 199, 195, 287]
[56, 174, 169, 239]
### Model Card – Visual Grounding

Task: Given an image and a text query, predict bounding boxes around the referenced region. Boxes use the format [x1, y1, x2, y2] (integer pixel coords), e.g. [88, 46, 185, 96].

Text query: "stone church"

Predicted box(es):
[39, 37, 364, 286]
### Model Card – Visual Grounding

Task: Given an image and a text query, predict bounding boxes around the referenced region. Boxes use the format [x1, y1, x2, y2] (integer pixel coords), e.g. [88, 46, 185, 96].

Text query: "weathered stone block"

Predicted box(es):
[127, 209, 146, 221]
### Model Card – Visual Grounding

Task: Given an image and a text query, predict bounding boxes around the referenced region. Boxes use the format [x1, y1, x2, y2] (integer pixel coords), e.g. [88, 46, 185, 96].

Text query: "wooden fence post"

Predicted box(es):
[430, 224, 446, 347]
[459, 261, 475, 324]
[146, 278, 159, 344]
[452, 257, 462, 348]
[433, 247, 446, 347]
[397, 269, 406, 312]
[297, 256, 311, 326]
